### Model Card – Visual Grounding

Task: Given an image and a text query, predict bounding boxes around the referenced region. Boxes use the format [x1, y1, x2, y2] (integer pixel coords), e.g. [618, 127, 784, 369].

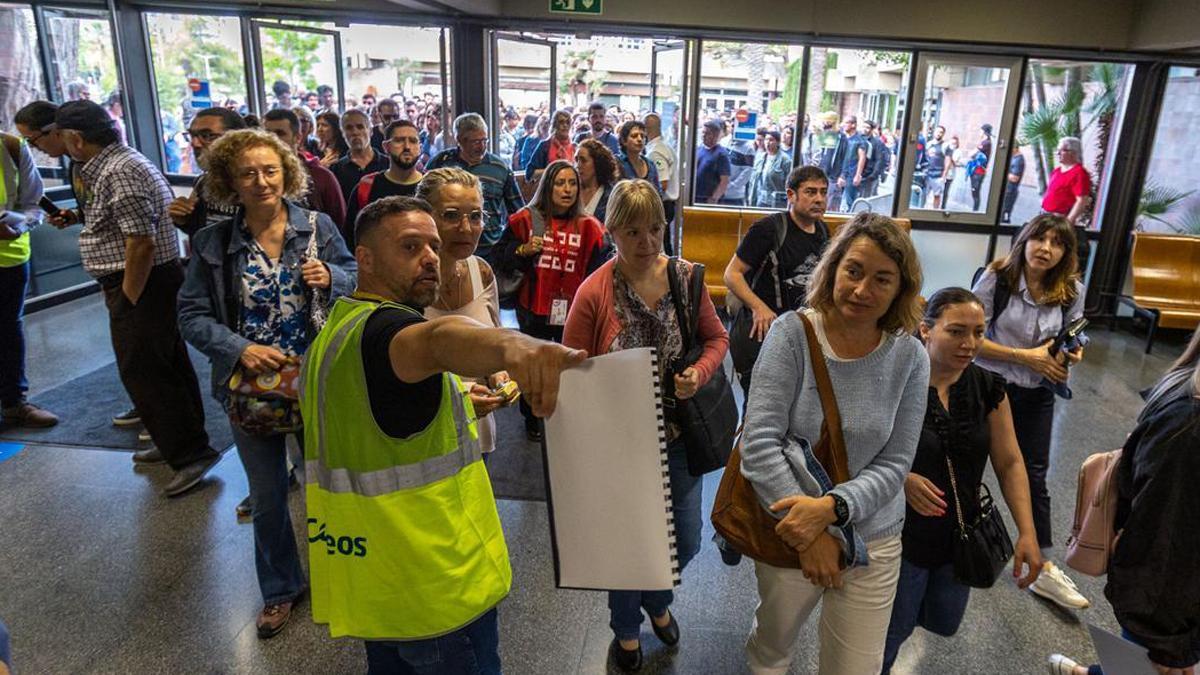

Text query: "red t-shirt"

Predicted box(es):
[507, 208, 608, 317]
[1041, 163, 1091, 215]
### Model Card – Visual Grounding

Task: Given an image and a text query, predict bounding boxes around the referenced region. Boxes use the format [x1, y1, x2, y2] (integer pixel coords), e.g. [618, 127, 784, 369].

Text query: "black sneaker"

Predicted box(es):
[163, 451, 222, 498]
[112, 408, 141, 427]
[715, 534, 743, 566]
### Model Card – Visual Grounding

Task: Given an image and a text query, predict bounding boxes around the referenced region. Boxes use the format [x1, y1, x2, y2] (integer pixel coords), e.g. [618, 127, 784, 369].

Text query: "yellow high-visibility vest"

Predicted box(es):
[300, 296, 511, 640]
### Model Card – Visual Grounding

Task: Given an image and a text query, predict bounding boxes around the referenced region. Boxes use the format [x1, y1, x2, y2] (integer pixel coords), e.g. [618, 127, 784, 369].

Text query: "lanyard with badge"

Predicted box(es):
[542, 217, 569, 326]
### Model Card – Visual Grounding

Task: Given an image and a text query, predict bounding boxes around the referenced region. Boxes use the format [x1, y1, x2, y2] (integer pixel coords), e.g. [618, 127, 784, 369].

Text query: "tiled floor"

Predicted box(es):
[1, 294, 1187, 674]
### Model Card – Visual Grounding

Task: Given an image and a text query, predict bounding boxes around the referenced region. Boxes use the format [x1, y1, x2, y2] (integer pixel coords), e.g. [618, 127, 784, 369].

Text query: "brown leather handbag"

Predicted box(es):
[710, 312, 850, 569]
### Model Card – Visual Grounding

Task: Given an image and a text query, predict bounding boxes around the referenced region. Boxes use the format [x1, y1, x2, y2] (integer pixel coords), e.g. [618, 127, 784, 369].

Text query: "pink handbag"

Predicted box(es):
[1064, 449, 1123, 576]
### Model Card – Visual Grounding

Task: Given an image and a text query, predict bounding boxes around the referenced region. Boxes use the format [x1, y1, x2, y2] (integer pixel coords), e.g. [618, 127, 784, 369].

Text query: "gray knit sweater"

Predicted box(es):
[741, 310, 930, 545]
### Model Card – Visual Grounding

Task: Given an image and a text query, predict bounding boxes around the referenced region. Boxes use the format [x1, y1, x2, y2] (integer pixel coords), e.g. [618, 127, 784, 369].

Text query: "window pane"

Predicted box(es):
[43, 8, 127, 143]
[0, 4, 52, 166]
[695, 41, 801, 208]
[1011, 60, 1133, 230]
[340, 24, 447, 111]
[1135, 66, 1199, 235]
[260, 24, 340, 112]
[146, 13, 247, 175]
[909, 61, 1010, 214]
[804, 48, 911, 215]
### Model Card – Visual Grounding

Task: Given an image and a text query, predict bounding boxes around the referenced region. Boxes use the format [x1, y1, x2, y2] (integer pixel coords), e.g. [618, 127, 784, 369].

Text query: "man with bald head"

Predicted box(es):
[644, 112, 679, 253]
[301, 195, 585, 672]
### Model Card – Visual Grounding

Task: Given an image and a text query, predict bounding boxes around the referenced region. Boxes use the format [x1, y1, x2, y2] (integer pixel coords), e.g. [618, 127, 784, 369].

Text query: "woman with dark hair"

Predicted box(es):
[1049, 329, 1200, 675]
[616, 120, 661, 197]
[494, 159, 611, 441]
[575, 138, 620, 224]
[748, 130, 792, 209]
[971, 213, 1087, 611]
[881, 287, 1042, 673]
[315, 111, 348, 167]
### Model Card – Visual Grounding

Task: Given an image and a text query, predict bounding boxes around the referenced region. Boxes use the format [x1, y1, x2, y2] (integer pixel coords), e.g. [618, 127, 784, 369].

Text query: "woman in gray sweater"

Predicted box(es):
[741, 213, 930, 675]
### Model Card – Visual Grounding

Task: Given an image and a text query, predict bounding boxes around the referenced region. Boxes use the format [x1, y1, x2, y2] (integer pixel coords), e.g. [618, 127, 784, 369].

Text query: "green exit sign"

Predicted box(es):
[550, 0, 601, 15]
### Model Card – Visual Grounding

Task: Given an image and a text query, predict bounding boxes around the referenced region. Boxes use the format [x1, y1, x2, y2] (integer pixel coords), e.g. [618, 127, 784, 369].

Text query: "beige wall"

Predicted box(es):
[499, 0, 1138, 51]
[1130, 0, 1200, 50]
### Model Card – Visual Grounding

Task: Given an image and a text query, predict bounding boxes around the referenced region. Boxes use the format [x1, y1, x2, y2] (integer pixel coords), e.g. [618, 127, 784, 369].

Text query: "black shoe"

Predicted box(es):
[650, 610, 680, 646]
[525, 424, 544, 443]
[236, 495, 252, 519]
[132, 447, 166, 465]
[112, 408, 141, 427]
[609, 638, 643, 672]
[163, 451, 222, 498]
[719, 545, 743, 566]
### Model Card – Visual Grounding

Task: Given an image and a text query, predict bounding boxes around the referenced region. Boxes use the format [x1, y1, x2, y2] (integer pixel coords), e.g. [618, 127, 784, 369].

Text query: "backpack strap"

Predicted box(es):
[355, 172, 379, 210]
[528, 206, 547, 237]
[992, 272, 1070, 330]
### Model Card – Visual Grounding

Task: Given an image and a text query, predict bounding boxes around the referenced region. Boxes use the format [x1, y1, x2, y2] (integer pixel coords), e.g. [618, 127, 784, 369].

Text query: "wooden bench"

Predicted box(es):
[679, 206, 910, 308]
[1113, 232, 1200, 353]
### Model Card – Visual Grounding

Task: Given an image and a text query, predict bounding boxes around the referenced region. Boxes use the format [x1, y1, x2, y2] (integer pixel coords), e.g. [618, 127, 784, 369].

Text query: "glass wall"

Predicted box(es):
[42, 8, 127, 142]
[693, 40, 802, 208]
[1135, 65, 1200, 236]
[803, 47, 911, 215]
[146, 13, 247, 175]
[1010, 59, 1134, 229]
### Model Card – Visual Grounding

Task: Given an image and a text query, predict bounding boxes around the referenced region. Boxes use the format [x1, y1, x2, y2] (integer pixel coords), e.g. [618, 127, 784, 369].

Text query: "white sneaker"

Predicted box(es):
[1031, 561, 1090, 610]
[1048, 653, 1082, 675]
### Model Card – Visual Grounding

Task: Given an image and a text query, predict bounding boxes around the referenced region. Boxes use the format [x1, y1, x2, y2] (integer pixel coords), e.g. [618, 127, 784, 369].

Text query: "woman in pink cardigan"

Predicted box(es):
[563, 179, 729, 672]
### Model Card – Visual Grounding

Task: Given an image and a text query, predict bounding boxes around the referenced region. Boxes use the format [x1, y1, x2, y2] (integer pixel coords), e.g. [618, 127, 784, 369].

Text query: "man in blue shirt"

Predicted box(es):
[694, 120, 731, 204]
[828, 116, 868, 212]
[426, 113, 524, 261]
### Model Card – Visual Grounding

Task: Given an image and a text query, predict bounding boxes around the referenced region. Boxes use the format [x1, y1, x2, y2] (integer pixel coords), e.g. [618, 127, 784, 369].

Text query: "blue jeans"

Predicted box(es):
[232, 425, 306, 606]
[0, 616, 11, 669]
[608, 438, 703, 641]
[364, 607, 501, 675]
[881, 559, 971, 674]
[0, 262, 29, 408]
[841, 181, 860, 211]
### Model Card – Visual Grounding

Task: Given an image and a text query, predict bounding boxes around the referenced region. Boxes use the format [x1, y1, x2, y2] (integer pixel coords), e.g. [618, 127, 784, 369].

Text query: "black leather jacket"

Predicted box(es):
[1106, 394, 1200, 669]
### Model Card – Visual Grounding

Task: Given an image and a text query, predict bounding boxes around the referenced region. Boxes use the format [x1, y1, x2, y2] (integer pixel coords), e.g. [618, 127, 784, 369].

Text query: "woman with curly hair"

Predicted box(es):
[575, 137, 621, 225]
[177, 129, 356, 639]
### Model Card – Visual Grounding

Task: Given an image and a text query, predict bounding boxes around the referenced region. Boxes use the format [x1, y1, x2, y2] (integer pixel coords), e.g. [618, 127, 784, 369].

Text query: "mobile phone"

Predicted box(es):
[1050, 317, 1089, 357]
[38, 196, 63, 217]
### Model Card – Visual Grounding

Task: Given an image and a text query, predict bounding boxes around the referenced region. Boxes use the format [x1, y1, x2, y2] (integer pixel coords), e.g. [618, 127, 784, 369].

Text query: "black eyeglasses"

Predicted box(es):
[183, 129, 223, 143]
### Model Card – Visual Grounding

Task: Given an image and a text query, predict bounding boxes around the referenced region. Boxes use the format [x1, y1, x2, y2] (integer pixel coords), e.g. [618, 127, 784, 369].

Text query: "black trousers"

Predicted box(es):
[0, 262, 29, 408]
[100, 262, 216, 470]
[970, 173, 985, 211]
[1006, 383, 1056, 549]
[515, 308, 563, 431]
[663, 200, 677, 256]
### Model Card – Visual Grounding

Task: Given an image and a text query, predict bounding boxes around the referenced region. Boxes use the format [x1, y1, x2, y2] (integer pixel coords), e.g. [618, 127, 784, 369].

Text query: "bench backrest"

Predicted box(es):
[679, 206, 912, 307]
[1130, 232, 1200, 307]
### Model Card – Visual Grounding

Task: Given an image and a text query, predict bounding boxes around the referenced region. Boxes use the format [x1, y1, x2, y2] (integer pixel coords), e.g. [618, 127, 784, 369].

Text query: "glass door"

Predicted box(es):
[650, 40, 688, 153]
[39, 7, 127, 142]
[249, 21, 343, 115]
[491, 32, 556, 157]
[897, 53, 1023, 224]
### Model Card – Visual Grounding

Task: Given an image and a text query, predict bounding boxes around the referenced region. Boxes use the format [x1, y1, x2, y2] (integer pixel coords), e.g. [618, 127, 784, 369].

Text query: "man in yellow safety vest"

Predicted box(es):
[301, 195, 585, 673]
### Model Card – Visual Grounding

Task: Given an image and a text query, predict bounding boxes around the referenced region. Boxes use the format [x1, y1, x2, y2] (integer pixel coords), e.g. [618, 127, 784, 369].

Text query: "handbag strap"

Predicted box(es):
[798, 312, 850, 485]
[666, 257, 693, 353]
[943, 454, 968, 538]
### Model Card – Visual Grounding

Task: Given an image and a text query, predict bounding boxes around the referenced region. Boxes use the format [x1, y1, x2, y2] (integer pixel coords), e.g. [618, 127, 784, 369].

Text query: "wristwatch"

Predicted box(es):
[830, 493, 850, 528]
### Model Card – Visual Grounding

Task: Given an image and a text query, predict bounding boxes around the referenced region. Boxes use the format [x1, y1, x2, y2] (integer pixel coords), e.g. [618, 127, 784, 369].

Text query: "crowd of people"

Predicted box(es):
[0, 89, 1196, 675]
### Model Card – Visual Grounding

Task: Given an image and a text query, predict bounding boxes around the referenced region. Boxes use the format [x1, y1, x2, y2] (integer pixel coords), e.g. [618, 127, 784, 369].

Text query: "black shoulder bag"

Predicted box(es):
[945, 452, 1014, 588]
[496, 208, 546, 309]
[667, 258, 739, 476]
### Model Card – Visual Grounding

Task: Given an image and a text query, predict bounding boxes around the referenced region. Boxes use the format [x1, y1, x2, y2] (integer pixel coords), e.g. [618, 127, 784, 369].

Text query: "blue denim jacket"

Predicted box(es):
[178, 201, 356, 401]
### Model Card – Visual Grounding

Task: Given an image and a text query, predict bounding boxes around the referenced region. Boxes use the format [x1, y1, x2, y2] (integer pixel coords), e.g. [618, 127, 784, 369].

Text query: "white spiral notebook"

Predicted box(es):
[542, 348, 679, 591]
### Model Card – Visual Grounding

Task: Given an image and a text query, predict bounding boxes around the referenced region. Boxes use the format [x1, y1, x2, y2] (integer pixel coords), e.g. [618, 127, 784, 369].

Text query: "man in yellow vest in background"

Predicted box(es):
[301, 195, 585, 674]
[0, 131, 58, 428]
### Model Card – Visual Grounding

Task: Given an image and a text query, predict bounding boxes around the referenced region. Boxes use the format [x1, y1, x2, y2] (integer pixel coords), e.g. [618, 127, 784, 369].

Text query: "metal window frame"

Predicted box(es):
[489, 31, 557, 154]
[249, 20, 346, 116]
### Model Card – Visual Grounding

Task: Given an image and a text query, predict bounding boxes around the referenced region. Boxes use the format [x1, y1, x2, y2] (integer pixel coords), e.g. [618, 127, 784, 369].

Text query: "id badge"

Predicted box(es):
[549, 298, 568, 326]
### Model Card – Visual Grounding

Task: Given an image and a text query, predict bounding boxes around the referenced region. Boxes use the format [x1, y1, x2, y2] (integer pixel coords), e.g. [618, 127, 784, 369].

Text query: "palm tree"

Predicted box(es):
[1137, 181, 1194, 231]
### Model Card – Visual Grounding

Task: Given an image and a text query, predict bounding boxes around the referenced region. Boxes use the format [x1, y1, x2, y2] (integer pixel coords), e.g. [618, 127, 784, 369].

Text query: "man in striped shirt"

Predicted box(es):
[425, 113, 524, 262]
[54, 101, 220, 498]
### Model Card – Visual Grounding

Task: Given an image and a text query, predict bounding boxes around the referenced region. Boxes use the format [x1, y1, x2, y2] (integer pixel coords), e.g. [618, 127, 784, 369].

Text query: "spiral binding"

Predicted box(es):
[649, 348, 681, 586]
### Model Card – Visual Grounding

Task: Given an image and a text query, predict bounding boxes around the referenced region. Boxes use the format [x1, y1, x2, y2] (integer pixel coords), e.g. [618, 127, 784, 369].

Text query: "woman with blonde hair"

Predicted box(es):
[178, 129, 355, 639]
[564, 179, 728, 671]
[741, 212, 930, 675]
[971, 213, 1087, 611]
[417, 167, 515, 458]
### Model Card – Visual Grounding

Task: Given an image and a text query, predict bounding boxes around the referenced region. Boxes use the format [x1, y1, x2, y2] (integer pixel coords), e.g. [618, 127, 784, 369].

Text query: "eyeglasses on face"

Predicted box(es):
[236, 166, 283, 183]
[439, 208, 486, 225]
